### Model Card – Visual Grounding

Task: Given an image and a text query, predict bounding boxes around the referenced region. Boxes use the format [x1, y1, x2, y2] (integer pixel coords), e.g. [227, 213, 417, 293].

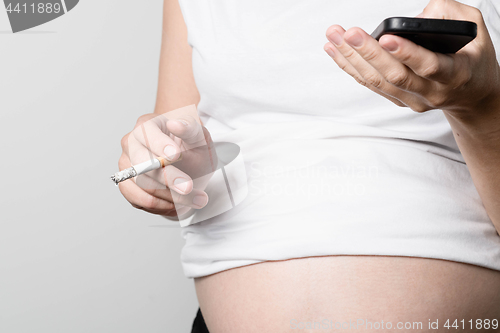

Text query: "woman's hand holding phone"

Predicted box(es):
[323, 0, 500, 123]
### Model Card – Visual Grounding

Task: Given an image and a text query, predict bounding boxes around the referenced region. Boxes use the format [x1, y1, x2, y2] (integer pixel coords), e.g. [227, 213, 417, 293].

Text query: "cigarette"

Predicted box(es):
[110, 154, 182, 185]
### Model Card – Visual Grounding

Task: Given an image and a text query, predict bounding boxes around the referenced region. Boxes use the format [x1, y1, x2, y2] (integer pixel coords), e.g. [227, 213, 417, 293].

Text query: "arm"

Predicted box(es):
[118, 0, 214, 219]
[154, 0, 200, 114]
[323, 0, 500, 233]
[154, 0, 200, 220]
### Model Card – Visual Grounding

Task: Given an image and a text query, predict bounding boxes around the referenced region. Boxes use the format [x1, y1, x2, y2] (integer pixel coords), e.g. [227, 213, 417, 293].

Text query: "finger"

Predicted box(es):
[132, 115, 182, 162]
[118, 150, 131, 173]
[142, 163, 194, 195]
[166, 116, 207, 150]
[325, 26, 426, 107]
[378, 34, 461, 84]
[324, 42, 407, 107]
[127, 134, 161, 173]
[163, 164, 194, 195]
[124, 137, 195, 195]
[118, 162, 188, 214]
[118, 177, 176, 212]
[118, 143, 201, 214]
[137, 174, 209, 209]
[341, 27, 432, 94]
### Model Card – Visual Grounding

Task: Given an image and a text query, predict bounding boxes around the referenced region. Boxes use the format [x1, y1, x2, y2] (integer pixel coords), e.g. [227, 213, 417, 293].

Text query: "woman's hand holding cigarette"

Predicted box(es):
[117, 112, 217, 219]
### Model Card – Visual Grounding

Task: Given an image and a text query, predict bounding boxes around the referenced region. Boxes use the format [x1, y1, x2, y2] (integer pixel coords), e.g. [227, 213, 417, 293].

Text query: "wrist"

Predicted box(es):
[444, 89, 500, 141]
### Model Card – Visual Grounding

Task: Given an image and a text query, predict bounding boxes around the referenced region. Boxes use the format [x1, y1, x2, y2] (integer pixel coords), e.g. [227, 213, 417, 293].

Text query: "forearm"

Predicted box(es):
[443, 93, 500, 234]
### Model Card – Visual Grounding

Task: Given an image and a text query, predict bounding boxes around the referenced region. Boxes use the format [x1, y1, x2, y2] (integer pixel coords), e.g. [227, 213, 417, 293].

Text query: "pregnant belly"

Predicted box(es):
[194, 256, 500, 333]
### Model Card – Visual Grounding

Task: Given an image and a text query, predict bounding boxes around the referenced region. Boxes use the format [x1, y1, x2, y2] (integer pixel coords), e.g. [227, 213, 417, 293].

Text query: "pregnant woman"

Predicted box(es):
[117, 0, 500, 331]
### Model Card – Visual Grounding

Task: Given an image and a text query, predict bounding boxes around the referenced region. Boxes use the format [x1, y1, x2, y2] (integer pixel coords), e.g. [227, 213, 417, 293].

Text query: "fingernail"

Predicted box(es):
[381, 40, 398, 52]
[324, 46, 336, 58]
[192, 195, 208, 208]
[177, 119, 189, 126]
[345, 32, 363, 48]
[173, 178, 189, 193]
[164, 145, 177, 161]
[327, 30, 343, 46]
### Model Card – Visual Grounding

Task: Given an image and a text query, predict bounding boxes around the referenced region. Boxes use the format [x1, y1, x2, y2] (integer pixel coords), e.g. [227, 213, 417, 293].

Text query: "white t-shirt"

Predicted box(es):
[177, 0, 500, 278]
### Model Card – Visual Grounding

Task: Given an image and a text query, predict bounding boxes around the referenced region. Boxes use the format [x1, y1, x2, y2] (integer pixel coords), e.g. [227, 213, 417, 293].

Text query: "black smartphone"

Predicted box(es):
[371, 17, 477, 53]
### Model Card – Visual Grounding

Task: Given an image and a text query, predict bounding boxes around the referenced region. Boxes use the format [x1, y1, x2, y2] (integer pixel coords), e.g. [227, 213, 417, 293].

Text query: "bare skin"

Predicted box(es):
[117, 1, 500, 331]
[195, 256, 500, 333]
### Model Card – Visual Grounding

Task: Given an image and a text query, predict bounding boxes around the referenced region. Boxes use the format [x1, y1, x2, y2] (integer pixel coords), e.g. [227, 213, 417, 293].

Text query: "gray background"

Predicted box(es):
[0, 1, 199, 332]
